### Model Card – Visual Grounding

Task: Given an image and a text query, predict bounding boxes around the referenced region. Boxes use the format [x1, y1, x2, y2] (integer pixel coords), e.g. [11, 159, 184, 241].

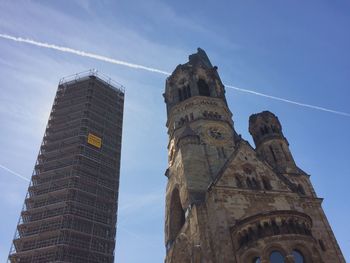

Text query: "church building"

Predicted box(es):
[163, 48, 345, 263]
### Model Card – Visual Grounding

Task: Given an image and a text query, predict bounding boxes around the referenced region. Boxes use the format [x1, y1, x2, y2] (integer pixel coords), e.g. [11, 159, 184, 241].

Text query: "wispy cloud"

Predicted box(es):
[0, 164, 30, 182]
[0, 33, 349, 118]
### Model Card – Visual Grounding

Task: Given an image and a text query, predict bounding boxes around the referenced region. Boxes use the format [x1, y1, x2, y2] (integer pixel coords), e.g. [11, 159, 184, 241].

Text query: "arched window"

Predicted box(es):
[252, 257, 261, 263]
[260, 127, 265, 135]
[178, 89, 183, 102]
[271, 220, 280, 235]
[252, 178, 260, 189]
[292, 250, 304, 263]
[246, 177, 253, 188]
[319, 239, 326, 251]
[185, 85, 191, 98]
[297, 184, 305, 195]
[235, 176, 243, 187]
[269, 250, 285, 263]
[262, 177, 272, 190]
[168, 188, 185, 242]
[269, 145, 277, 162]
[264, 126, 269, 134]
[198, 79, 210, 96]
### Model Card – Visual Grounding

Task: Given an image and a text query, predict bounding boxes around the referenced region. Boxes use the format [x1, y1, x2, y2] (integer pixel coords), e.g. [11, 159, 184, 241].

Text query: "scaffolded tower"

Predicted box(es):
[8, 70, 124, 263]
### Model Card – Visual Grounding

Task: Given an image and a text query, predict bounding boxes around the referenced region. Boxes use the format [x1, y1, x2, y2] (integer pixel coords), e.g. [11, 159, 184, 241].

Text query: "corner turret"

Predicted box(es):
[249, 111, 297, 173]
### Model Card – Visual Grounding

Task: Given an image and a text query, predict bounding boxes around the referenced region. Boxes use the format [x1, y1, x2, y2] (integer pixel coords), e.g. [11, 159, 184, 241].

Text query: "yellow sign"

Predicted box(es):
[87, 133, 102, 148]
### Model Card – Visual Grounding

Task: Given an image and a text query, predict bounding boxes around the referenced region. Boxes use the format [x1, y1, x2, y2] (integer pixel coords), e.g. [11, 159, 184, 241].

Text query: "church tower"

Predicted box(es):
[163, 49, 344, 263]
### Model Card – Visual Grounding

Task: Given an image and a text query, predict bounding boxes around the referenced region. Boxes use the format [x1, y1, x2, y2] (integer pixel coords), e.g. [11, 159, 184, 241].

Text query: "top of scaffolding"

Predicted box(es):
[59, 69, 125, 93]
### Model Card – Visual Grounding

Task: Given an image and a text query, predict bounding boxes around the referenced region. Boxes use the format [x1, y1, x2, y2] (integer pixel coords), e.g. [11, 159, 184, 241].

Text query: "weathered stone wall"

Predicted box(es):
[164, 49, 345, 263]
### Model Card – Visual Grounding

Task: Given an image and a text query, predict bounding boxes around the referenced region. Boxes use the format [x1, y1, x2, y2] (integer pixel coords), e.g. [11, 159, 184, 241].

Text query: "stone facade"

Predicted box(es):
[163, 48, 345, 263]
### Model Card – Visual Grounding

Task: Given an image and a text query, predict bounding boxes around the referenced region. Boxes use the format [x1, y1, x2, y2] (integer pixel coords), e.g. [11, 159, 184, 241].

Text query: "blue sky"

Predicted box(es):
[0, 1, 349, 262]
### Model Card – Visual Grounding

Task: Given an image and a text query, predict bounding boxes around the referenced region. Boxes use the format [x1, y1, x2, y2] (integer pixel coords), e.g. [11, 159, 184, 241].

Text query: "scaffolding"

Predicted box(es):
[9, 70, 124, 263]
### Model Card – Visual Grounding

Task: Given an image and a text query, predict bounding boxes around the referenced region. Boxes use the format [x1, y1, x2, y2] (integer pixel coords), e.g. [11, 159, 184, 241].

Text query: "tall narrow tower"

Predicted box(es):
[163, 49, 344, 263]
[9, 70, 124, 263]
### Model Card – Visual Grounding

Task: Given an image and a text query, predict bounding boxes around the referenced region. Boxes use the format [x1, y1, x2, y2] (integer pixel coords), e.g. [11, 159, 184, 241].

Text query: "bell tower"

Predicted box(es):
[163, 49, 345, 263]
[164, 48, 239, 258]
[164, 48, 239, 178]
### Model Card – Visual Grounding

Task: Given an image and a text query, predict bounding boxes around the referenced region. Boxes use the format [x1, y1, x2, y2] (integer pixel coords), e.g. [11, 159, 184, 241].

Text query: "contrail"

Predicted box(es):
[0, 164, 30, 182]
[0, 33, 349, 117]
[0, 33, 171, 76]
[225, 85, 350, 117]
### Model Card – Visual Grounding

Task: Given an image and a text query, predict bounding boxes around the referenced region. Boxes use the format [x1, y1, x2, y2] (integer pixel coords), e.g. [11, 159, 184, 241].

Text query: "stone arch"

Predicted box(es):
[291, 243, 317, 263]
[168, 188, 185, 242]
[262, 243, 288, 261]
[241, 248, 261, 263]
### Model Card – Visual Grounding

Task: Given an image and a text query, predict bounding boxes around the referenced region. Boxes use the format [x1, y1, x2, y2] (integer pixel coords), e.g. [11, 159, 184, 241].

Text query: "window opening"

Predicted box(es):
[269, 145, 277, 162]
[168, 188, 185, 242]
[235, 176, 242, 188]
[292, 250, 304, 263]
[198, 79, 210, 96]
[246, 178, 252, 188]
[178, 89, 183, 102]
[262, 177, 272, 190]
[252, 178, 260, 189]
[297, 184, 305, 195]
[186, 85, 191, 98]
[319, 239, 326, 251]
[269, 250, 285, 263]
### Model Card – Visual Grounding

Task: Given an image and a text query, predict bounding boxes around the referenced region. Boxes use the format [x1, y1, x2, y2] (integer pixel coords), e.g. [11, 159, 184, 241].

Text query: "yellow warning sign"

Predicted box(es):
[87, 133, 102, 148]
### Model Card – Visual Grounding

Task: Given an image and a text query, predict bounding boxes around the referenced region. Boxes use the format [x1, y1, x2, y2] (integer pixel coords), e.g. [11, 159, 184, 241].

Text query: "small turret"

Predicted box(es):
[249, 111, 297, 173]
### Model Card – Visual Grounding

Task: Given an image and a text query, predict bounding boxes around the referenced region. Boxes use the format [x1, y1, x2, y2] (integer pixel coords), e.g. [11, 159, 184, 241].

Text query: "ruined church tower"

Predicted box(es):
[163, 48, 344, 263]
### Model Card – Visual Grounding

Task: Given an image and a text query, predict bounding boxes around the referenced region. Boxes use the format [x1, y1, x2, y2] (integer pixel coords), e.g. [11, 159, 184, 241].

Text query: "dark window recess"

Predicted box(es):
[235, 176, 243, 188]
[269, 251, 285, 263]
[262, 177, 272, 190]
[269, 145, 277, 162]
[168, 188, 185, 243]
[178, 85, 191, 102]
[292, 250, 305, 263]
[264, 126, 269, 134]
[198, 79, 210, 96]
[203, 111, 222, 120]
[246, 177, 253, 188]
[319, 239, 326, 251]
[260, 125, 269, 135]
[178, 89, 183, 102]
[260, 127, 265, 135]
[186, 85, 191, 98]
[252, 178, 260, 189]
[297, 184, 305, 195]
[243, 167, 252, 175]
